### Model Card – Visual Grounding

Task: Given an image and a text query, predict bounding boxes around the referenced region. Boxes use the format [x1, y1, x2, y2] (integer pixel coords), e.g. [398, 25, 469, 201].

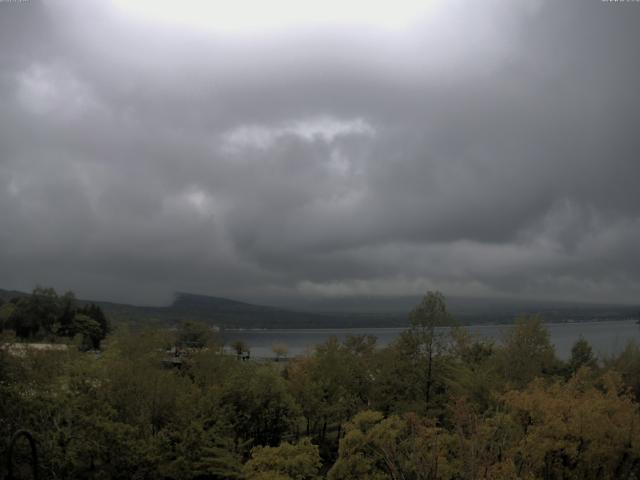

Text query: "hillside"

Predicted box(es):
[0, 289, 372, 329]
[1, 288, 638, 329]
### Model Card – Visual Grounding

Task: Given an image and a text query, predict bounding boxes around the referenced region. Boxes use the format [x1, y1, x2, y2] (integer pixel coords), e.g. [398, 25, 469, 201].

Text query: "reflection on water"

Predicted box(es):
[222, 320, 640, 360]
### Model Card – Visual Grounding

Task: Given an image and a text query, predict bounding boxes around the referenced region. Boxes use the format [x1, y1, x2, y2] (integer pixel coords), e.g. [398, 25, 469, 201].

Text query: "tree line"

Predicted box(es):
[0, 287, 110, 350]
[2, 290, 640, 478]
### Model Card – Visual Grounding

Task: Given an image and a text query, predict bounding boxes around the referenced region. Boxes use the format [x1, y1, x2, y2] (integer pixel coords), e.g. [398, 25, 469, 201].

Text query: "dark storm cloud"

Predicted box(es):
[1, 0, 639, 304]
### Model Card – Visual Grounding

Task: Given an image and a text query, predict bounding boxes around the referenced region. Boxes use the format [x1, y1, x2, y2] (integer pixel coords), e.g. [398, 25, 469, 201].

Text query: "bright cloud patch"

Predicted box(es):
[16, 64, 100, 118]
[221, 116, 375, 153]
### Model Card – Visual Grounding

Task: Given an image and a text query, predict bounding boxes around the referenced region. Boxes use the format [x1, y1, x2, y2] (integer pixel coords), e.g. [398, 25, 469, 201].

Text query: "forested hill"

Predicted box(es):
[1, 288, 638, 329]
[105, 292, 363, 329]
[0, 289, 378, 329]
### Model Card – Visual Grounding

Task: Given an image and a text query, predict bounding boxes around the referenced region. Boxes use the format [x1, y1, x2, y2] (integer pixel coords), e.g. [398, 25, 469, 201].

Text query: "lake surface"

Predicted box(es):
[222, 320, 640, 360]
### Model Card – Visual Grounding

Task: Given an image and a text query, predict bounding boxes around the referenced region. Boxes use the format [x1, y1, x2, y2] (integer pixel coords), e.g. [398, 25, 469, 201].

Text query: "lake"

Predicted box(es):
[222, 319, 640, 360]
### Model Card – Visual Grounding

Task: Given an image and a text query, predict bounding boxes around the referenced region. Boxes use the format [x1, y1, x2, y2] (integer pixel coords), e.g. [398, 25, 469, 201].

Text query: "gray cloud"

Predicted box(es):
[1, 0, 639, 305]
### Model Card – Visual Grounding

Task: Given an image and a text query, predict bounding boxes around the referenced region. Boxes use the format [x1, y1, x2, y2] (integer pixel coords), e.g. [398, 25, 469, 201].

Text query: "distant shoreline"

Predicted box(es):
[222, 317, 640, 332]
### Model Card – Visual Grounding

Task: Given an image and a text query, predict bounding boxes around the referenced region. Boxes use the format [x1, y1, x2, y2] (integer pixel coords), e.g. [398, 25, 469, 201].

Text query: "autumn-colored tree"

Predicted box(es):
[5, 298, 640, 480]
[605, 340, 640, 399]
[446, 397, 521, 480]
[502, 371, 640, 479]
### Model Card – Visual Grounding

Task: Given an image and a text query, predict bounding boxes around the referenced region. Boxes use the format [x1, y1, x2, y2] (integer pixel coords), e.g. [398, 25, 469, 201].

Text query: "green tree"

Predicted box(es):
[152, 421, 243, 480]
[328, 410, 451, 480]
[57, 290, 77, 337]
[72, 313, 103, 350]
[497, 315, 557, 387]
[0, 302, 16, 333]
[8, 287, 60, 338]
[97, 329, 189, 435]
[176, 319, 216, 349]
[371, 334, 431, 414]
[221, 364, 300, 448]
[287, 336, 371, 446]
[30, 286, 61, 334]
[568, 337, 597, 375]
[448, 326, 499, 412]
[408, 291, 453, 410]
[77, 303, 110, 343]
[244, 438, 321, 480]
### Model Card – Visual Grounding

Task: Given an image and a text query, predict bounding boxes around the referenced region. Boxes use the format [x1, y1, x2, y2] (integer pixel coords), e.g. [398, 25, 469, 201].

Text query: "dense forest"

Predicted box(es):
[3, 290, 640, 479]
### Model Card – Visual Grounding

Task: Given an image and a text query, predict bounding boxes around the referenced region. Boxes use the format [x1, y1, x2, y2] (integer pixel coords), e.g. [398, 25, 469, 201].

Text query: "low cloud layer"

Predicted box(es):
[1, 0, 639, 305]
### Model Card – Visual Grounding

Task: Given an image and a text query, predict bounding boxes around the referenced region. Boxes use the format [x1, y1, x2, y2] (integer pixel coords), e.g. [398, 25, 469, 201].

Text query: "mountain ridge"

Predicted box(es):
[1, 288, 638, 329]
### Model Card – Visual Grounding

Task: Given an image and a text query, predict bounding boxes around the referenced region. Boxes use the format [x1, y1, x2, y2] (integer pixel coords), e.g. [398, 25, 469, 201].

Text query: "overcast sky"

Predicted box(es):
[1, 0, 639, 306]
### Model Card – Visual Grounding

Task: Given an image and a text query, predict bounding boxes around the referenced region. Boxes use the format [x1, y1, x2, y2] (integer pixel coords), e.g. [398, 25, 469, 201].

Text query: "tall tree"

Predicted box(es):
[0, 302, 16, 333]
[408, 291, 453, 409]
[57, 291, 77, 337]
